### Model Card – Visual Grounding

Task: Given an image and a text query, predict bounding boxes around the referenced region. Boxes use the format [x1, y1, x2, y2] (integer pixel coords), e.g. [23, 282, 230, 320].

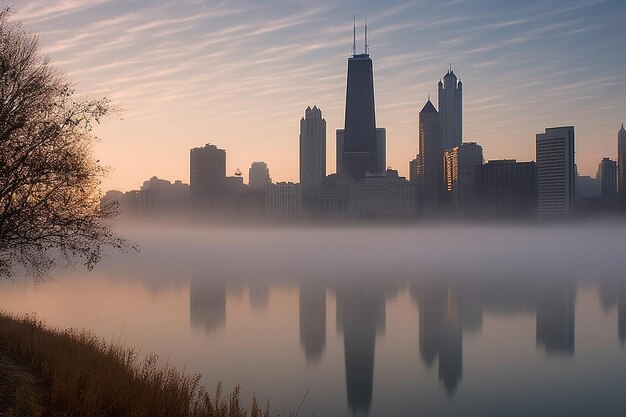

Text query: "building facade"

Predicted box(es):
[300, 106, 326, 212]
[476, 160, 537, 217]
[190, 143, 226, 205]
[597, 158, 617, 198]
[444, 143, 483, 216]
[536, 127, 575, 216]
[438, 68, 462, 151]
[266, 182, 302, 218]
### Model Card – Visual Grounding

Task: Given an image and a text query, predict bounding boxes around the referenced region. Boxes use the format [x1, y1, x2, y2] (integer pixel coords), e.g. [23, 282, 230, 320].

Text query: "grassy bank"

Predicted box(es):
[0, 312, 269, 417]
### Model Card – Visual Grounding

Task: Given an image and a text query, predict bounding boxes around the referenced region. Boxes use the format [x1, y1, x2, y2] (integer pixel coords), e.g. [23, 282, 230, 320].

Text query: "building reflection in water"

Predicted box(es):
[411, 283, 463, 395]
[249, 282, 270, 311]
[189, 279, 227, 334]
[335, 284, 386, 416]
[299, 283, 327, 363]
[536, 283, 575, 354]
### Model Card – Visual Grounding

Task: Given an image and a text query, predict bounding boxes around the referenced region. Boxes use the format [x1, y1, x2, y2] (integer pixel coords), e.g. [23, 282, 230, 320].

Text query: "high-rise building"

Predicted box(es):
[597, 157, 617, 198]
[416, 99, 442, 214]
[190, 143, 226, 204]
[337, 127, 386, 175]
[300, 106, 326, 211]
[618, 124, 626, 194]
[476, 160, 537, 217]
[444, 142, 483, 216]
[341, 22, 380, 179]
[248, 161, 271, 191]
[438, 67, 462, 151]
[536, 127, 575, 216]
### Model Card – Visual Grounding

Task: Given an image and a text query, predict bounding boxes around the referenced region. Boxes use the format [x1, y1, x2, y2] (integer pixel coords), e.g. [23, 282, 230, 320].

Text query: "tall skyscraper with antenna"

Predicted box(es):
[438, 66, 463, 151]
[618, 123, 626, 195]
[341, 18, 380, 179]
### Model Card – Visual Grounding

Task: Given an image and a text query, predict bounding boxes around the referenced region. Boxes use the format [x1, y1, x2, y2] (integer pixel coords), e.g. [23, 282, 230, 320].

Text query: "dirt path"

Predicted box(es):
[0, 352, 48, 416]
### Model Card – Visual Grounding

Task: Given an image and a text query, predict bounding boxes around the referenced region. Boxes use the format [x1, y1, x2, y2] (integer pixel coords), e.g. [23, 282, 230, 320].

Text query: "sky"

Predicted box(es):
[11, 0, 626, 191]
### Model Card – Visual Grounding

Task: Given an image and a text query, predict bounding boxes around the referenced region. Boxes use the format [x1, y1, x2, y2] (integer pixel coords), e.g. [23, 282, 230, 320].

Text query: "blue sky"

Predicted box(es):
[12, 0, 626, 189]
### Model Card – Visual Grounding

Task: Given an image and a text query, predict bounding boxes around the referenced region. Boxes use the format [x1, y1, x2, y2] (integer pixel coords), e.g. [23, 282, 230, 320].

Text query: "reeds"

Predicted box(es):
[0, 312, 269, 417]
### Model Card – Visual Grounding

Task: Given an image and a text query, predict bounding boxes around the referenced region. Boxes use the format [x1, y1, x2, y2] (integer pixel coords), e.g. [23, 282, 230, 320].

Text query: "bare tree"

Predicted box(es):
[0, 9, 127, 279]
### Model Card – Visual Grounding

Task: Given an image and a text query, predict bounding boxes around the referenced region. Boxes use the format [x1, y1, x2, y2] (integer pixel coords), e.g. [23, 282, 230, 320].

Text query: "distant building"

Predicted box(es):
[536, 127, 575, 216]
[300, 106, 326, 212]
[597, 158, 617, 198]
[476, 160, 537, 218]
[266, 182, 301, 218]
[438, 67, 462, 151]
[444, 142, 483, 216]
[618, 124, 626, 194]
[249, 162, 271, 191]
[575, 175, 600, 200]
[336, 128, 386, 175]
[224, 175, 245, 196]
[190, 143, 226, 204]
[353, 170, 415, 218]
[415, 99, 442, 215]
[320, 173, 353, 216]
[320, 170, 414, 218]
[409, 157, 418, 183]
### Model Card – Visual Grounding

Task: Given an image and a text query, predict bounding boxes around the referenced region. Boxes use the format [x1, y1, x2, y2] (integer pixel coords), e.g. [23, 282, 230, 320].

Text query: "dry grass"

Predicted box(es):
[0, 312, 269, 417]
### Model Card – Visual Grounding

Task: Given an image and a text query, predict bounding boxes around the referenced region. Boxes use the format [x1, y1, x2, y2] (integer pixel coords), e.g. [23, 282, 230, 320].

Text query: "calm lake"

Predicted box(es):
[2, 223, 626, 416]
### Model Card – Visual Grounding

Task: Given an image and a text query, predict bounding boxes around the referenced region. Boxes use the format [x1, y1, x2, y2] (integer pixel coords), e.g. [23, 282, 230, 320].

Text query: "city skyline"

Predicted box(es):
[13, 0, 626, 191]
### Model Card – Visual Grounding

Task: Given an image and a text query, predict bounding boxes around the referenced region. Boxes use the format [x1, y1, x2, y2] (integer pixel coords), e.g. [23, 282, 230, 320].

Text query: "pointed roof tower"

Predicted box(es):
[420, 99, 438, 114]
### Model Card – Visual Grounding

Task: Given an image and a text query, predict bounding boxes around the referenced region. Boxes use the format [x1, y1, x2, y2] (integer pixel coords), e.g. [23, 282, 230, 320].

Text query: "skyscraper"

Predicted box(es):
[444, 142, 483, 216]
[341, 21, 380, 179]
[190, 143, 226, 205]
[248, 161, 271, 191]
[416, 99, 442, 214]
[336, 127, 386, 175]
[596, 157, 617, 198]
[438, 67, 462, 151]
[536, 127, 575, 216]
[618, 124, 626, 194]
[299, 106, 326, 211]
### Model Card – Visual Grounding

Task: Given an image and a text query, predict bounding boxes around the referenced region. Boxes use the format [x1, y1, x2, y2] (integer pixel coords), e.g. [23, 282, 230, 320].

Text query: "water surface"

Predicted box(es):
[2, 224, 626, 416]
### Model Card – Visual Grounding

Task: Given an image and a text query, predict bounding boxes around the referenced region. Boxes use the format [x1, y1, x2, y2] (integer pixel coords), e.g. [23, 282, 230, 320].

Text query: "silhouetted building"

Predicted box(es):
[536, 127, 575, 216]
[438, 67, 462, 151]
[300, 106, 326, 213]
[341, 23, 380, 180]
[299, 284, 326, 363]
[444, 142, 483, 216]
[618, 124, 626, 194]
[597, 158, 617, 198]
[249, 162, 271, 191]
[224, 175, 244, 196]
[415, 99, 442, 215]
[476, 160, 537, 217]
[266, 182, 301, 218]
[190, 144, 226, 205]
[409, 157, 418, 183]
[336, 127, 386, 176]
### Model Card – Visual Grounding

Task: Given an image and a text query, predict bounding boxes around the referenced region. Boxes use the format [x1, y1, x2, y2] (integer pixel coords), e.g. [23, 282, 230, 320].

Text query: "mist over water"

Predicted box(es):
[2, 223, 626, 416]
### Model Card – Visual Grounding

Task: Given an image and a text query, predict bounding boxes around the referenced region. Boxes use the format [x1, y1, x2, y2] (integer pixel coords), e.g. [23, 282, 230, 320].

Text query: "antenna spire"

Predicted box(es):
[364, 17, 369, 55]
[352, 15, 356, 56]
[449, 63, 452, 73]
